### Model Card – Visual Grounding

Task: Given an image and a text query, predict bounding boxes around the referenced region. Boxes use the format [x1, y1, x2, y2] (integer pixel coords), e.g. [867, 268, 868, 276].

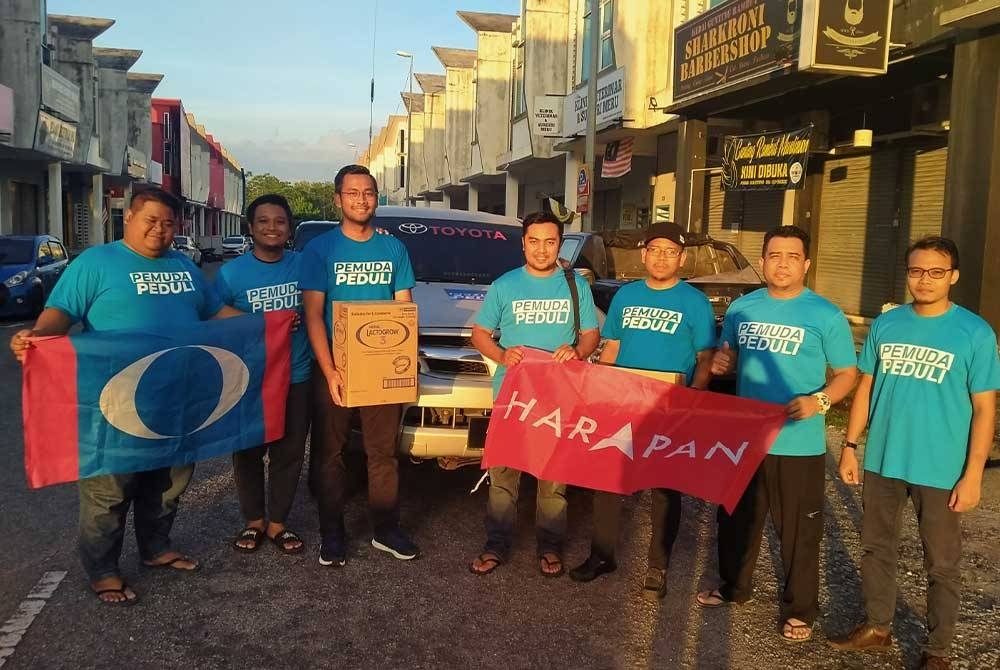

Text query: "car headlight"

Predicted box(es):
[3, 271, 28, 288]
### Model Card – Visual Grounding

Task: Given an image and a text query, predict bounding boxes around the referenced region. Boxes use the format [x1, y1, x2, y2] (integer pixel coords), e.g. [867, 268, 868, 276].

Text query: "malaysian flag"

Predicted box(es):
[601, 138, 634, 178]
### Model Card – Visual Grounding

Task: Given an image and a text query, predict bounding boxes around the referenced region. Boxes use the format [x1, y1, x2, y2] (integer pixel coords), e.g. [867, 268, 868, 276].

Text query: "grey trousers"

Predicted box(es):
[861, 470, 962, 658]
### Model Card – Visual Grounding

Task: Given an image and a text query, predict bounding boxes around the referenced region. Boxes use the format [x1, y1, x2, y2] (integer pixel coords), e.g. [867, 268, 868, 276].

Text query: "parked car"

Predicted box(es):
[172, 235, 202, 266]
[560, 229, 763, 325]
[295, 208, 525, 463]
[0, 235, 70, 317]
[221, 235, 251, 257]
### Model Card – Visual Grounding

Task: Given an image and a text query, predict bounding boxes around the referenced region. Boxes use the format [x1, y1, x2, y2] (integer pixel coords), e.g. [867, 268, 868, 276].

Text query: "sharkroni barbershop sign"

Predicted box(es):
[672, 0, 802, 105]
[798, 0, 894, 75]
[721, 126, 813, 191]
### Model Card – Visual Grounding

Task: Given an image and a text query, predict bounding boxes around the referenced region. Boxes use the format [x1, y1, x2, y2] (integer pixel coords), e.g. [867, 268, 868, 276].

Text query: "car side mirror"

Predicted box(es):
[37, 255, 53, 267]
[574, 268, 596, 285]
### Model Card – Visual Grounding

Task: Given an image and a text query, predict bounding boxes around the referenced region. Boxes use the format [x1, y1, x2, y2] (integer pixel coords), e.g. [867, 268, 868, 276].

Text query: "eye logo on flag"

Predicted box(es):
[99, 345, 250, 440]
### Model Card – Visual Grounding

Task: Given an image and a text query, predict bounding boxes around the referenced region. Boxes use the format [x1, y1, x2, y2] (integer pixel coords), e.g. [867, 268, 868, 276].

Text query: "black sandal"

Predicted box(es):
[93, 583, 138, 607]
[269, 529, 305, 555]
[233, 527, 266, 553]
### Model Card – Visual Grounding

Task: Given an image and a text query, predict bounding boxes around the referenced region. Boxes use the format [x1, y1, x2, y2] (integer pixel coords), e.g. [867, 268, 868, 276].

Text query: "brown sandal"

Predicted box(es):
[539, 552, 564, 578]
[469, 552, 503, 576]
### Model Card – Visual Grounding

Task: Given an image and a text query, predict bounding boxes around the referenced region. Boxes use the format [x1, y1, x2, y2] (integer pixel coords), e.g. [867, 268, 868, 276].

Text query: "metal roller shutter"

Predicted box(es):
[704, 174, 780, 262]
[893, 141, 949, 301]
[814, 149, 900, 317]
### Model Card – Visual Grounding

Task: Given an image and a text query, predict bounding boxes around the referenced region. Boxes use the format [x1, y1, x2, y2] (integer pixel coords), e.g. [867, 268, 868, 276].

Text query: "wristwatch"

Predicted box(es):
[812, 391, 831, 415]
[843, 441, 858, 450]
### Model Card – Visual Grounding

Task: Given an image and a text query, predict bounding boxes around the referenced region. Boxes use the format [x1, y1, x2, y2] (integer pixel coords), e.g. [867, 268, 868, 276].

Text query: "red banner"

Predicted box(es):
[482, 349, 787, 513]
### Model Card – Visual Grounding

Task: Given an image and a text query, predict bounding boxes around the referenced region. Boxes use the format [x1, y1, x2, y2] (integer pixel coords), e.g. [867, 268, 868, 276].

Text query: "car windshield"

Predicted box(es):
[174, 236, 191, 246]
[293, 224, 337, 251]
[223, 237, 244, 244]
[0, 239, 35, 265]
[376, 217, 524, 285]
[601, 230, 752, 280]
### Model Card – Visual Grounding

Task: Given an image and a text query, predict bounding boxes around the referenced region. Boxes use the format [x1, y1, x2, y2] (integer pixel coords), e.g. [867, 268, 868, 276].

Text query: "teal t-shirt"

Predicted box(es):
[299, 227, 415, 337]
[46, 241, 223, 332]
[719, 287, 857, 456]
[215, 251, 312, 384]
[476, 266, 599, 397]
[602, 279, 715, 382]
[858, 303, 1000, 489]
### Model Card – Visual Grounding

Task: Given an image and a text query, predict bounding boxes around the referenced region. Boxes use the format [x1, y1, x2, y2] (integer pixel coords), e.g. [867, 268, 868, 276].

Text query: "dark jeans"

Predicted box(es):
[78, 464, 194, 582]
[716, 454, 825, 624]
[232, 381, 311, 524]
[484, 466, 567, 560]
[591, 488, 682, 570]
[861, 471, 961, 657]
[312, 369, 402, 536]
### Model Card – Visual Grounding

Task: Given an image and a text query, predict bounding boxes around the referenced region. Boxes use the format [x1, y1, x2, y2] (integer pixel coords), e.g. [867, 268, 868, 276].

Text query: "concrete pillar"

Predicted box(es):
[942, 29, 1000, 331]
[441, 191, 452, 209]
[781, 189, 796, 226]
[505, 172, 520, 219]
[563, 152, 581, 231]
[90, 173, 105, 246]
[468, 184, 479, 213]
[47, 162, 63, 239]
[198, 206, 206, 238]
[674, 118, 708, 233]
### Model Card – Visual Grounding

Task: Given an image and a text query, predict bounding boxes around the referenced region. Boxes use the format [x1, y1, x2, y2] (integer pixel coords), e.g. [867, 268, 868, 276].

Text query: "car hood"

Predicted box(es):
[0, 264, 33, 282]
[411, 281, 491, 329]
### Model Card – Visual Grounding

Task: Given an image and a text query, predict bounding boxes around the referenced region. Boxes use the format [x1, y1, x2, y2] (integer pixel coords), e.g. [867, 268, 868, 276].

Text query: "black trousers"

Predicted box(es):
[311, 370, 402, 536]
[232, 381, 311, 524]
[590, 488, 682, 570]
[716, 453, 825, 624]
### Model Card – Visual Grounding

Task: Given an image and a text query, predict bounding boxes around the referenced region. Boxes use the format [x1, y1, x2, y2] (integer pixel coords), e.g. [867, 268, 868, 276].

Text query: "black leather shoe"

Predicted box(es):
[642, 567, 667, 600]
[569, 554, 617, 582]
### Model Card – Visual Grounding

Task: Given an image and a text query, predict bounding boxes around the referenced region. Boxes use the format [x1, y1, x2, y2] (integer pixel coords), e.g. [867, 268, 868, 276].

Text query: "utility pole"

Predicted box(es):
[397, 51, 414, 206]
[582, 0, 600, 231]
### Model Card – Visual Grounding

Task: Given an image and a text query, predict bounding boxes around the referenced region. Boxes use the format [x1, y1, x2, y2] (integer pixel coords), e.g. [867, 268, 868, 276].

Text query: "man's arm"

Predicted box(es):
[690, 348, 715, 390]
[839, 373, 873, 485]
[786, 365, 858, 419]
[598, 339, 620, 365]
[212, 305, 243, 319]
[950, 390, 996, 512]
[471, 325, 523, 368]
[394, 288, 412, 302]
[9, 308, 75, 363]
[303, 289, 344, 406]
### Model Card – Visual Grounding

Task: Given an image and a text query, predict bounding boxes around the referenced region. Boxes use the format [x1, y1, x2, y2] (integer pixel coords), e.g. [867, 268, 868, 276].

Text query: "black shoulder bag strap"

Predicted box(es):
[563, 267, 581, 346]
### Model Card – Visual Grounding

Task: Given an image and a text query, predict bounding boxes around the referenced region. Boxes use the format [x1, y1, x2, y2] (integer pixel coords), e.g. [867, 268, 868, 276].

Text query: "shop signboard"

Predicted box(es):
[798, 0, 893, 75]
[721, 126, 812, 190]
[673, 0, 802, 105]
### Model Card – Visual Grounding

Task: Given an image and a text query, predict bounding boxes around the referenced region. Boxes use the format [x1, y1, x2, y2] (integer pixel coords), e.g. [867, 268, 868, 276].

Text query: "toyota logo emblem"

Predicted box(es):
[399, 222, 427, 235]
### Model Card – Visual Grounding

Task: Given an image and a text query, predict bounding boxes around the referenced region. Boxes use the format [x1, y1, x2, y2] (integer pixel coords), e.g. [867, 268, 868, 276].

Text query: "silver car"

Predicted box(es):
[172, 235, 202, 266]
[301, 207, 525, 463]
[221, 235, 251, 257]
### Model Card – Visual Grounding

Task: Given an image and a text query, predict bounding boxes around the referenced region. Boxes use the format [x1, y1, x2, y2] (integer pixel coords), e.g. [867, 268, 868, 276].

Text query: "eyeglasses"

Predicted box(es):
[340, 189, 378, 201]
[906, 267, 953, 279]
[645, 247, 682, 258]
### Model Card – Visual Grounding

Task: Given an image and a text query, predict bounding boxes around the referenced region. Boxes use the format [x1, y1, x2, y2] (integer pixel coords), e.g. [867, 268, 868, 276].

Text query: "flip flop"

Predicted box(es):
[233, 527, 266, 553]
[696, 589, 749, 608]
[93, 583, 138, 607]
[539, 552, 564, 578]
[782, 620, 815, 643]
[143, 555, 200, 572]
[269, 529, 305, 555]
[469, 552, 502, 576]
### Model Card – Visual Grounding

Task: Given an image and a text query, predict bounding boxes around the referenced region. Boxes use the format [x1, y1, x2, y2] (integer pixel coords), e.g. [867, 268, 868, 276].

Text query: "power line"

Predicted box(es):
[369, 0, 378, 151]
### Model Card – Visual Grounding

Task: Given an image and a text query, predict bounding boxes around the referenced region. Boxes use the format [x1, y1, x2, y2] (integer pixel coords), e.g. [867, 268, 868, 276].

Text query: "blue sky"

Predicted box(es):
[48, 0, 519, 180]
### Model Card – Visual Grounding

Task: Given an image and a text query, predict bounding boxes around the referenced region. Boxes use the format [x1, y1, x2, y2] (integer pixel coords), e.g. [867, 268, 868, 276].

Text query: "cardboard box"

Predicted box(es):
[613, 364, 686, 386]
[332, 301, 419, 407]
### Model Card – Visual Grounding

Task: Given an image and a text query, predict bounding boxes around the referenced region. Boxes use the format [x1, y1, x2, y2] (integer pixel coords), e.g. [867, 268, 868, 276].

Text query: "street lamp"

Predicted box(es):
[396, 50, 414, 207]
[347, 142, 359, 162]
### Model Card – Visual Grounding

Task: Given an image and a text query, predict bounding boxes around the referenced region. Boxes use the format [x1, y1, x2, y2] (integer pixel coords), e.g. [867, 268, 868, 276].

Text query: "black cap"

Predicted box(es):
[645, 222, 686, 247]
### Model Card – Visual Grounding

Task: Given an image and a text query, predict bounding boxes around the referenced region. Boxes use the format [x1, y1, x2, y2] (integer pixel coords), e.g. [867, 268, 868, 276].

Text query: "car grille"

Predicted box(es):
[403, 406, 490, 428]
[418, 333, 489, 376]
[420, 334, 473, 348]
[425, 358, 489, 375]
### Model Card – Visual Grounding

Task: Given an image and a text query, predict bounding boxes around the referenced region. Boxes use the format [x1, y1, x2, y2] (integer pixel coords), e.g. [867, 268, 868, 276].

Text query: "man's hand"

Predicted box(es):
[711, 341, 736, 375]
[501, 346, 524, 368]
[326, 369, 346, 407]
[786, 395, 821, 420]
[552, 344, 580, 363]
[10, 329, 34, 363]
[839, 448, 861, 485]
[292, 313, 302, 331]
[949, 475, 982, 513]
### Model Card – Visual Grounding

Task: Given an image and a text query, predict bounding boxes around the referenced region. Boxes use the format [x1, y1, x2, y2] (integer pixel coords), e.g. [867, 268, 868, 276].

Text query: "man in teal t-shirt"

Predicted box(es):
[216, 193, 312, 557]
[9, 188, 240, 606]
[569, 222, 716, 599]
[300, 165, 418, 567]
[696, 226, 858, 644]
[830, 237, 999, 668]
[469, 211, 600, 578]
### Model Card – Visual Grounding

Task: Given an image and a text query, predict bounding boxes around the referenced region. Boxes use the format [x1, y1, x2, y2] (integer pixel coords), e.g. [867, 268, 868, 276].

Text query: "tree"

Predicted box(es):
[244, 173, 341, 223]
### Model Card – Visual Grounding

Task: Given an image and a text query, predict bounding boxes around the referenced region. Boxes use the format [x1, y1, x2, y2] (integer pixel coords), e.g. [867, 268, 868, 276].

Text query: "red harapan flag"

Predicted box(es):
[482, 349, 787, 513]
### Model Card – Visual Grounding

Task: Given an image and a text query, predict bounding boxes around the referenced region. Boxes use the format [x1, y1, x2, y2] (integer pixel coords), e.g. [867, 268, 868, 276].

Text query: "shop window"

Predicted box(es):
[511, 40, 526, 119]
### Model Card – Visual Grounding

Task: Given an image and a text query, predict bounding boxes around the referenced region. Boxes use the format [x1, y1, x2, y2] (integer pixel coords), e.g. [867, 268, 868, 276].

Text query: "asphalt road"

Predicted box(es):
[0, 261, 997, 670]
